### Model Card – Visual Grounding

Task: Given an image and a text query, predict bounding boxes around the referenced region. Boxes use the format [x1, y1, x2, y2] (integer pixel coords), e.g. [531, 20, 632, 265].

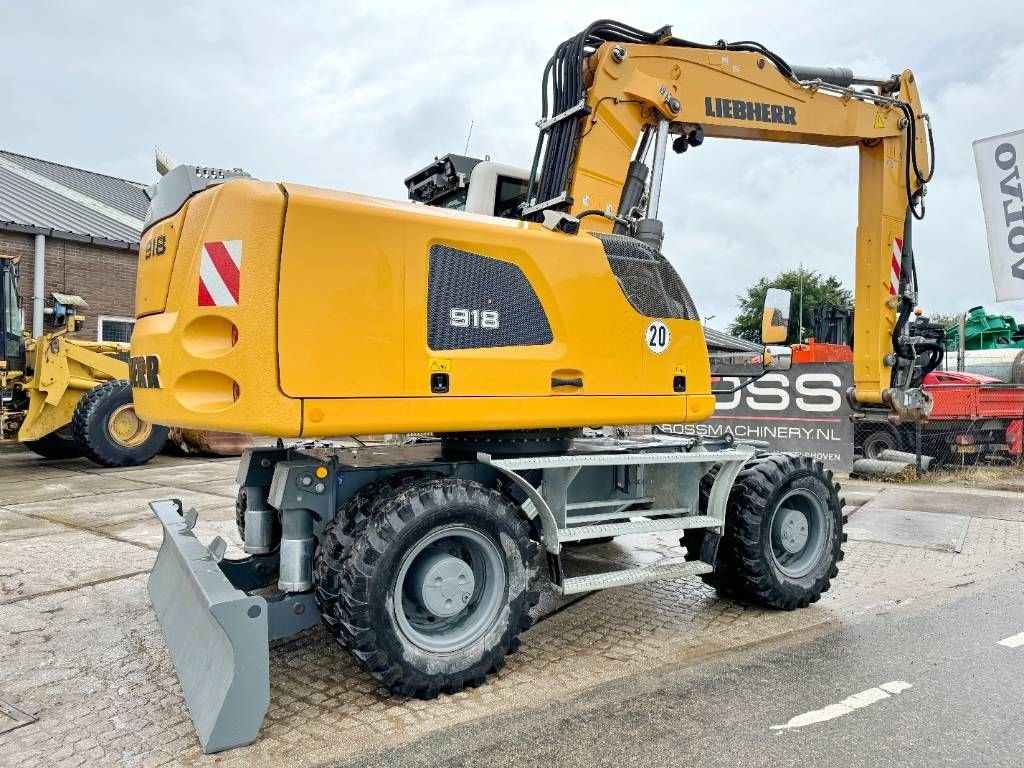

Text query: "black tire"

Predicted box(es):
[313, 471, 439, 632]
[860, 427, 900, 460]
[316, 476, 539, 698]
[71, 380, 169, 467]
[713, 454, 845, 610]
[24, 427, 83, 460]
[680, 466, 745, 596]
[235, 487, 248, 540]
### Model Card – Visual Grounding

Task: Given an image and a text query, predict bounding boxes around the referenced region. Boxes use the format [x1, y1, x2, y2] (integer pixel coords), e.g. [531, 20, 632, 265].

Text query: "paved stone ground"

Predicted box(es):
[0, 450, 1022, 767]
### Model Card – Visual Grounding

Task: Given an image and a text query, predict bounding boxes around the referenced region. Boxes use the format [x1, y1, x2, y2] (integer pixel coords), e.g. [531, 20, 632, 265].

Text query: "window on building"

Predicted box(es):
[97, 315, 135, 343]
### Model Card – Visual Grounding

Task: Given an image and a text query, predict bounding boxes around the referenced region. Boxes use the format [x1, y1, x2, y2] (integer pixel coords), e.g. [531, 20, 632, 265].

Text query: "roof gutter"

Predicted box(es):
[0, 221, 138, 251]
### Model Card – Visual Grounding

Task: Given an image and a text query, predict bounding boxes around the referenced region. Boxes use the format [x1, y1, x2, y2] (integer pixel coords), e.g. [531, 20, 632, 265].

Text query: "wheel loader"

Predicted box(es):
[133, 19, 936, 751]
[0, 254, 168, 466]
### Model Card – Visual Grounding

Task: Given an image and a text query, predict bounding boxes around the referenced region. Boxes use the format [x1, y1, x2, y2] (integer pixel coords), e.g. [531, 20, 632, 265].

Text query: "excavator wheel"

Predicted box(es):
[681, 466, 737, 596]
[312, 470, 441, 630]
[24, 426, 83, 460]
[316, 476, 539, 698]
[72, 380, 169, 467]
[710, 454, 845, 610]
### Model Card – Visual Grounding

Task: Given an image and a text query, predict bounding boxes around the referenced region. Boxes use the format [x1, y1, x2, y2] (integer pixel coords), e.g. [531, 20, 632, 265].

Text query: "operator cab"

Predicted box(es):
[404, 154, 531, 219]
[0, 257, 25, 374]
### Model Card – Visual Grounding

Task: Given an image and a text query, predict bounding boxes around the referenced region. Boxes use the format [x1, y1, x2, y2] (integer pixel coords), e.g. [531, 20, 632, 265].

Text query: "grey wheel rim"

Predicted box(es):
[393, 524, 507, 653]
[768, 489, 829, 578]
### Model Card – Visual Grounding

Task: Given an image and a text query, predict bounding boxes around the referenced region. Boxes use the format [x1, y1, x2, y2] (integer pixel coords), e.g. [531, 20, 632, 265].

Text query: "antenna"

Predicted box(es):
[463, 120, 474, 155]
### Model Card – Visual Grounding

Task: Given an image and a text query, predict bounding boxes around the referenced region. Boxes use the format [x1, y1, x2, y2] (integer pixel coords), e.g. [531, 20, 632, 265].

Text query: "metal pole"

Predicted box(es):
[647, 119, 670, 219]
[921, 423, 929, 479]
[798, 263, 804, 343]
[32, 233, 45, 336]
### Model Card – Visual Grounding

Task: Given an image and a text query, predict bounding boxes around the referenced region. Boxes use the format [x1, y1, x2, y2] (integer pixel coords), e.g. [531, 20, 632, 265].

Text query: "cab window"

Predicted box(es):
[494, 175, 529, 219]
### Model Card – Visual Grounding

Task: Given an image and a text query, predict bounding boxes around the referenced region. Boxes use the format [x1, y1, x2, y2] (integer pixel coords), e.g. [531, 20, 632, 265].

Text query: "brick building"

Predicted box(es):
[0, 150, 145, 342]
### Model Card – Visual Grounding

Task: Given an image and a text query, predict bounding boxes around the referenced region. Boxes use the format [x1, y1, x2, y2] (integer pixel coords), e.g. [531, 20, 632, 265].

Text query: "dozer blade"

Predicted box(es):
[147, 499, 271, 753]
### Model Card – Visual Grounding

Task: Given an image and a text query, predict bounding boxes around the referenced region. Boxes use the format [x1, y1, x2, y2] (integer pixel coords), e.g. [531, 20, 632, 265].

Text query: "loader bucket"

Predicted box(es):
[147, 499, 270, 753]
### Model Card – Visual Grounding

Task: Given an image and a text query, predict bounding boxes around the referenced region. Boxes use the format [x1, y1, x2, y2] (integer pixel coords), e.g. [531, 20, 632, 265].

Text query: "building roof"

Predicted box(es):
[703, 326, 763, 353]
[0, 150, 147, 249]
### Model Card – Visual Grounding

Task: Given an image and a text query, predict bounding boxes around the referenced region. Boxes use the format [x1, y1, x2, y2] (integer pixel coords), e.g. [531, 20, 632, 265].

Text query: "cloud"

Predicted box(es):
[2, 0, 1021, 327]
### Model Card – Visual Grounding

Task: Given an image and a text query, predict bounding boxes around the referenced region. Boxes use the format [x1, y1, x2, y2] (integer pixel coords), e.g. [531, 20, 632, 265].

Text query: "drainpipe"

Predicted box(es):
[32, 233, 45, 336]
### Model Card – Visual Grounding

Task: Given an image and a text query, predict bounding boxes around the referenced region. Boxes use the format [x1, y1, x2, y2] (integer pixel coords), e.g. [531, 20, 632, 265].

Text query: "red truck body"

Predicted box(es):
[791, 340, 1024, 460]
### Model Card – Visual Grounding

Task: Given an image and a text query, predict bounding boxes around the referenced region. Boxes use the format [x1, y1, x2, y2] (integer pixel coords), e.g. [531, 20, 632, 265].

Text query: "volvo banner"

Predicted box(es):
[974, 129, 1024, 302]
[659, 362, 855, 471]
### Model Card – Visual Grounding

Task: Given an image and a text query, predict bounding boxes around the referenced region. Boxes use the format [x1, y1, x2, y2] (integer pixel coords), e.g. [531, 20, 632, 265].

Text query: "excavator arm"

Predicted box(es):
[526, 22, 936, 421]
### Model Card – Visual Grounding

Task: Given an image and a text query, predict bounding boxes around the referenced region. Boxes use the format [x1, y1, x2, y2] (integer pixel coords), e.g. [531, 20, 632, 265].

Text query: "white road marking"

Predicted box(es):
[770, 681, 912, 731]
[997, 631, 1024, 648]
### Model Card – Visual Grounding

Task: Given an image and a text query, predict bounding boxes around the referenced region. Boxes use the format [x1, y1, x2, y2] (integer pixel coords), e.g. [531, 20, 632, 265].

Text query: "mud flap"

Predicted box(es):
[148, 499, 273, 753]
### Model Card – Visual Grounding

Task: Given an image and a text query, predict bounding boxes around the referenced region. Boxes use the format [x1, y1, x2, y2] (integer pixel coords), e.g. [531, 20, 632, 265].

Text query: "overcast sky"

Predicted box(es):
[4, 1, 1023, 328]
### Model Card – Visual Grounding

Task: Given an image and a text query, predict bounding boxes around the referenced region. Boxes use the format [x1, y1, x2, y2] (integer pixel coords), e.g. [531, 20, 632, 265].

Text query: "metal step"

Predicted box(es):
[560, 559, 713, 595]
[565, 497, 654, 511]
[559, 515, 721, 542]
[566, 505, 694, 524]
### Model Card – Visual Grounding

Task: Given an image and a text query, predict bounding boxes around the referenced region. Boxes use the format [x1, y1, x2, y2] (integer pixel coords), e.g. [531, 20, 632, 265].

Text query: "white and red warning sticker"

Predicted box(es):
[198, 240, 242, 307]
[889, 237, 903, 296]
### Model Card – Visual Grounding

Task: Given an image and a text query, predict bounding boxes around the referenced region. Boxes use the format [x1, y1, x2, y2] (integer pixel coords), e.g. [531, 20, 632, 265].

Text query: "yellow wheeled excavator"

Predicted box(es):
[0, 254, 168, 466]
[134, 20, 935, 751]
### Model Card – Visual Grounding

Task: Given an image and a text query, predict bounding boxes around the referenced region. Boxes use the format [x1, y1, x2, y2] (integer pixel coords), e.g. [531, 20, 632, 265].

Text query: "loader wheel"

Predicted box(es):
[24, 426, 83, 460]
[317, 476, 539, 698]
[713, 454, 845, 610]
[72, 381, 169, 467]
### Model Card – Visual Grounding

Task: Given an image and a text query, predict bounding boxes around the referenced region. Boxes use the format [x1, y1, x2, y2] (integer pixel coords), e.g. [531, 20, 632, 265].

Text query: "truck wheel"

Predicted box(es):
[72, 381, 169, 467]
[317, 477, 539, 698]
[716, 454, 845, 610]
[24, 427, 83, 460]
[860, 427, 901, 460]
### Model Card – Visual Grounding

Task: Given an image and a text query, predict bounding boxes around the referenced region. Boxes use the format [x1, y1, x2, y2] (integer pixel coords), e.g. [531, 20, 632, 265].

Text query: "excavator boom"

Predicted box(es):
[526, 22, 936, 420]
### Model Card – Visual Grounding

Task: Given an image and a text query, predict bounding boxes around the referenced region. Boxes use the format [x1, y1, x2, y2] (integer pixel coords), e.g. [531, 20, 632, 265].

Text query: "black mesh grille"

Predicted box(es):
[427, 245, 553, 350]
[592, 233, 699, 320]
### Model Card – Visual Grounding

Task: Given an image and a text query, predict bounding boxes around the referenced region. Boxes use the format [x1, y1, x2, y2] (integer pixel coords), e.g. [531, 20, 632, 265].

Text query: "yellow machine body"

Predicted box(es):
[132, 181, 714, 436]
[132, 38, 931, 437]
[14, 337, 130, 441]
[0, 252, 131, 444]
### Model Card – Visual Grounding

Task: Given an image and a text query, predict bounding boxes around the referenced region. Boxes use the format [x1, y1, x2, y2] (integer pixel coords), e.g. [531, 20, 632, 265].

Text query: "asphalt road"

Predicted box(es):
[332, 572, 1024, 768]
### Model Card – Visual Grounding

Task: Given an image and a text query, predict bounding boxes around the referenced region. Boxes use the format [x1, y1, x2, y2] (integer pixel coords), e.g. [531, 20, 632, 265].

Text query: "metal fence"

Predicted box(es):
[853, 383, 1024, 476]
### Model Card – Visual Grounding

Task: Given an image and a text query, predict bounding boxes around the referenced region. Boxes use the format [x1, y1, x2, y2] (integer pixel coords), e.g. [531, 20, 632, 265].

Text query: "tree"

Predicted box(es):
[728, 269, 852, 345]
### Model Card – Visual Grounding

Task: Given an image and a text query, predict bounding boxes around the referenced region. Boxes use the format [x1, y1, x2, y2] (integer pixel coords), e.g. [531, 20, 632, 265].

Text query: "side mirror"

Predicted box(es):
[764, 345, 792, 371]
[761, 287, 792, 344]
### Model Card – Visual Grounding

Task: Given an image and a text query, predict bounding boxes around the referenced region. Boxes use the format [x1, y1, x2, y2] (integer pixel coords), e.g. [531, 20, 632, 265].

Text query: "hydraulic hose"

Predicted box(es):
[527, 20, 799, 214]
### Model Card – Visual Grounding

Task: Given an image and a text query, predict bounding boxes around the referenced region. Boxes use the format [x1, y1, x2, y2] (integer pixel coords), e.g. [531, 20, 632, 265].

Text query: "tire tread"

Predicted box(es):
[315, 475, 539, 698]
